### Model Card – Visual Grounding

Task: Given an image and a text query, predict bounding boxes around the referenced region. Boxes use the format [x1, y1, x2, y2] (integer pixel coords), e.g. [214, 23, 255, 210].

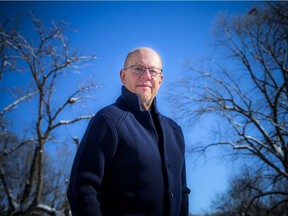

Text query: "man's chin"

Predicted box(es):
[139, 93, 151, 101]
[136, 89, 151, 97]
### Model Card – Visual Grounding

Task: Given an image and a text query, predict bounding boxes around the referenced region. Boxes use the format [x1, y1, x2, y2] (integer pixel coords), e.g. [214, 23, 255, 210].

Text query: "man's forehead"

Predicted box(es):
[130, 51, 161, 62]
[124, 47, 162, 68]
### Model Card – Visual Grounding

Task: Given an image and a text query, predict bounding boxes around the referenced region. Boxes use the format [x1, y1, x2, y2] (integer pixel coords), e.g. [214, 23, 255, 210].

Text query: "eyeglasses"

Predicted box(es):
[123, 65, 163, 77]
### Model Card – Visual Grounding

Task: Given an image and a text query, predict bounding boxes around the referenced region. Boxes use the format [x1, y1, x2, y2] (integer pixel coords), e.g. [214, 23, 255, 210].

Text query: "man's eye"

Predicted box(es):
[134, 67, 144, 72]
[149, 69, 157, 74]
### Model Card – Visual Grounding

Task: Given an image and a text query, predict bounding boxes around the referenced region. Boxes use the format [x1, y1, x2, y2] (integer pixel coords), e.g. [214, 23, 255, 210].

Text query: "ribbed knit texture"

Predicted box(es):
[67, 86, 190, 216]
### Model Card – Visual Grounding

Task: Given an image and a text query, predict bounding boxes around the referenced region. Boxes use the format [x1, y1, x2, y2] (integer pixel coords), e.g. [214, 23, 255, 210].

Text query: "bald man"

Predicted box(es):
[67, 47, 190, 216]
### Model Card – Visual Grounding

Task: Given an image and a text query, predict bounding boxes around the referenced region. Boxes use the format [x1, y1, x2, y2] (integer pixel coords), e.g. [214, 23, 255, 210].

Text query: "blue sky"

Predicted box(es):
[0, 1, 263, 214]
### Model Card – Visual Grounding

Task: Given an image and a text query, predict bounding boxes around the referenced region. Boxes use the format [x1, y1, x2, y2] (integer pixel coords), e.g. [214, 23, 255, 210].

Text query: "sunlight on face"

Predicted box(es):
[120, 48, 163, 110]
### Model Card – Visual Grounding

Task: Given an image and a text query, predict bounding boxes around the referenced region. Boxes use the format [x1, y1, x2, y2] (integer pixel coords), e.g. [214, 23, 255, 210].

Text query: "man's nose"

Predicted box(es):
[141, 69, 152, 79]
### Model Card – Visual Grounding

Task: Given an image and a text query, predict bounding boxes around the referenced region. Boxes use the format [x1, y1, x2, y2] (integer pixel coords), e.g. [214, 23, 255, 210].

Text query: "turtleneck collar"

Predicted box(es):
[118, 86, 159, 113]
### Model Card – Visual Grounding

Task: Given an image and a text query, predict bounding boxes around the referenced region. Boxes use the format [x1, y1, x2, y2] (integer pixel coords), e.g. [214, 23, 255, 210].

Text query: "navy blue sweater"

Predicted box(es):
[67, 86, 190, 216]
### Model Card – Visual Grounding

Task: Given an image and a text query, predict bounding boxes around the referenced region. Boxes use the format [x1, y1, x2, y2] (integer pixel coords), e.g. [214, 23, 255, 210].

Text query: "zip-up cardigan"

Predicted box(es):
[67, 86, 190, 216]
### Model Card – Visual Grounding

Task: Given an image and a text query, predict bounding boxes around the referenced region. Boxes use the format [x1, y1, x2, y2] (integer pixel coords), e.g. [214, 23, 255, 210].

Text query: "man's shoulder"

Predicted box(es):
[98, 103, 121, 113]
[159, 114, 182, 132]
[95, 103, 127, 124]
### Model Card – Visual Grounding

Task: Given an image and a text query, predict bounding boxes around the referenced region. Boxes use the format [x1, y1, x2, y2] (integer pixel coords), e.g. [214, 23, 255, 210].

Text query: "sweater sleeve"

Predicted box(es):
[67, 113, 118, 216]
[179, 129, 191, 216]
[180, 158, 191, 216]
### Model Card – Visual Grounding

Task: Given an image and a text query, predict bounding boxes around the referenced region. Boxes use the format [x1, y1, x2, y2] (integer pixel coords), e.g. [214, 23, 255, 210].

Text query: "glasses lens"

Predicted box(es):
[149, 68, 162, 77]
[132, 66, 145, 75]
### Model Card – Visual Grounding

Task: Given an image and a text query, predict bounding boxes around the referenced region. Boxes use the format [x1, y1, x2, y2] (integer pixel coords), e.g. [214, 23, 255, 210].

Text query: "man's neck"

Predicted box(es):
[141, 99, 153, 111]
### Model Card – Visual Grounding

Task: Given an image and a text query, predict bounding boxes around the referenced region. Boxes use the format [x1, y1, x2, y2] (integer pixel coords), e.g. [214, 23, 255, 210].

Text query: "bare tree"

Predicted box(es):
[210, 165, 288, 216]
[170, 2, 287, 215]
[0, 12, 98, 215]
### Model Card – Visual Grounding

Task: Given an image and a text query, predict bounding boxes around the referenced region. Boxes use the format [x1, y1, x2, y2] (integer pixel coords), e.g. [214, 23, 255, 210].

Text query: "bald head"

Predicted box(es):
[124, 47, 162, 69]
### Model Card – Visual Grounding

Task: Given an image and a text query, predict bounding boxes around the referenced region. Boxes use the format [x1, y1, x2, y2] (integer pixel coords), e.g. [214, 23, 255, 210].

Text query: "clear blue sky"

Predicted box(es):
[0, 1, 263, 214]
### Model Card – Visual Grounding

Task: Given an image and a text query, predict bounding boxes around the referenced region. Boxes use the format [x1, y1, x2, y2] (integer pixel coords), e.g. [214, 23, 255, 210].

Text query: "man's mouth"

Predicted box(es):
[137, 83, 151, 88]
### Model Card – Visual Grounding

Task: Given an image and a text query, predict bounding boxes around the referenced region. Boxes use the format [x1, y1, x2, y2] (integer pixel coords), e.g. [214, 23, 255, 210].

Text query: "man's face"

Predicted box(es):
[120, 48, 163, 110]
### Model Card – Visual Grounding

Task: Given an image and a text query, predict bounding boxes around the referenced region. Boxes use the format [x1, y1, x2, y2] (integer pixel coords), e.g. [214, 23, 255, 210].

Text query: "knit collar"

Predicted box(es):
[119, 86, 159, 113]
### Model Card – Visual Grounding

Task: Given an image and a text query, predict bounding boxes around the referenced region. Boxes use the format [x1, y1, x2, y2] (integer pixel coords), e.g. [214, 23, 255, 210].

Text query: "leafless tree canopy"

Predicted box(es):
[170, 2, 287, 215]
[0, 13, 98, 215]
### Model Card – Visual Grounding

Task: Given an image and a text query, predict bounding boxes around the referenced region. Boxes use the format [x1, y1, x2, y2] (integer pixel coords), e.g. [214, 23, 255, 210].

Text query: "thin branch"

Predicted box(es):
[244, 191, 288, 215]
[0, 91, 38, 116]
[50, 115, 94, 131]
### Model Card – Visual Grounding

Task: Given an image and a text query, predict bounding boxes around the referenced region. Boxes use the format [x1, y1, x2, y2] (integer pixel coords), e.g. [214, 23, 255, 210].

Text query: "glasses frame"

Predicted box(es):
[123, 65, 163, 77]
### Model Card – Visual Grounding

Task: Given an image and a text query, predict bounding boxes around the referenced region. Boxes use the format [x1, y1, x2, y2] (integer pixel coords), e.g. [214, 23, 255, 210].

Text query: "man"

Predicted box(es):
[67, 47, 190, 215]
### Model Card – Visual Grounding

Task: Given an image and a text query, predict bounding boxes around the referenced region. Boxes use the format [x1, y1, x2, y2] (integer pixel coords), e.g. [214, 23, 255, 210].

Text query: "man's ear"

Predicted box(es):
[120, 70, 126, 84]
[159, 75, 163, 85]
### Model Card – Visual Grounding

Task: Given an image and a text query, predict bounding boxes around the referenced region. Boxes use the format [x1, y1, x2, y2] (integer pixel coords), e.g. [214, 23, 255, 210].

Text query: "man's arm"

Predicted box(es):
[67, 113, 117, 216]
[180, 158, 191, 216]
[179, 129, 191, 216]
